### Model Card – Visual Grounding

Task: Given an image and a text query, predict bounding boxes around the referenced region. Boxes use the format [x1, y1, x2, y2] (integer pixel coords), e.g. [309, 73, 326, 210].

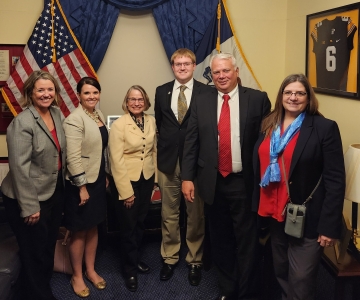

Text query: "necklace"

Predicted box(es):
[83, 108, 100, 123]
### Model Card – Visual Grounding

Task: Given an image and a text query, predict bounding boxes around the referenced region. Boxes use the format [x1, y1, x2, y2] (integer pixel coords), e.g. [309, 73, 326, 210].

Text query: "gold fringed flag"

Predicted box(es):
[194, 0, 261, 90]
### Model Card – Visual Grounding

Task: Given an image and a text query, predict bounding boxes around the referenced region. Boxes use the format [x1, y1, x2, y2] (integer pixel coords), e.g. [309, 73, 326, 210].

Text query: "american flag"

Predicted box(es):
[1, 0, 97, 117]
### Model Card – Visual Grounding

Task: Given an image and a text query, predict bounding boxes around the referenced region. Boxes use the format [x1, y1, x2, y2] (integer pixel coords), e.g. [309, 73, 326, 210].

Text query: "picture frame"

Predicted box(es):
[0, 44, 24, 133]
[0, 85, 14, 133]
[306, 3, 360, 99]
[107, 115, 121, 129]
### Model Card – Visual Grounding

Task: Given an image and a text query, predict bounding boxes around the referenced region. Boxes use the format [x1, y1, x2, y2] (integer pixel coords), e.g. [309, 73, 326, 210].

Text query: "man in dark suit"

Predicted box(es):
[182, 53, 271, 299]
[155, 48, 206, 286]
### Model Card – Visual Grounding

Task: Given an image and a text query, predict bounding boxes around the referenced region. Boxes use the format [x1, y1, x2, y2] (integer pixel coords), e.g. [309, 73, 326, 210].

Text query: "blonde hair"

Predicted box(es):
[170, 48, 196, 65]
[21, 70, 61, 108]
[122, 85, 151, 113]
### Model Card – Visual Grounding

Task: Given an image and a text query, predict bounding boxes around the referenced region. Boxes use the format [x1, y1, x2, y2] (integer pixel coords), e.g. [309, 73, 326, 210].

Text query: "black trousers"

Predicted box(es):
[207, 172, 258, 300]
[3, 174, 64, 300]
[114, 173, 154, 277]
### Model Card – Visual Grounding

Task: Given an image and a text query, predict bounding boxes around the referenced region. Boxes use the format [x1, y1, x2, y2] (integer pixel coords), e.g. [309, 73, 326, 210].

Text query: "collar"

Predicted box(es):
[217, 85, 238, 101]
[174, 78, 194, 91]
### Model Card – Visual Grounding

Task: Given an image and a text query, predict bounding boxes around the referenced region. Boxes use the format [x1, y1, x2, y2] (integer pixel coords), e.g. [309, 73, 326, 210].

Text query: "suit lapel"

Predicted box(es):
[50, 107, 63, 147]
[127, 113, 144, 137]
[289, 114, 313, 177]
[143, 114, 150, 136]
[183, 79, 200, 122]
[165, 81, 178, 123]
[209, 88, 218, 141]
[29, 106, 56, 147]
[239, 85, 249, 147]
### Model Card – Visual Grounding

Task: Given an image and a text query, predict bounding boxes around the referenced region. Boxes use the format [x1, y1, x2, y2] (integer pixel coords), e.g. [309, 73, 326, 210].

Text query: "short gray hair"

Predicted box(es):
[209, 52, 237, 70]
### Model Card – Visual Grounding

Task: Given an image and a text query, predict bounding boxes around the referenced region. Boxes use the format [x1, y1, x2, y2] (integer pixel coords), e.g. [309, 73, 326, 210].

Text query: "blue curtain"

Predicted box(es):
[60, 0, 120, 71]
[59, 0, 218, 69]
[104, 0, 168, 10]
[153, 0, 218, 60]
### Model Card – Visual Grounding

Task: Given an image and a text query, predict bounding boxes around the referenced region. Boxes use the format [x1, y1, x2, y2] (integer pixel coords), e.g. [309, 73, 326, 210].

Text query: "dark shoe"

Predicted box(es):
[124, 276, 137, 292]
[137, 261, 150, 274]
[188, 264, 202, 286]
[160, 263, 176, 281]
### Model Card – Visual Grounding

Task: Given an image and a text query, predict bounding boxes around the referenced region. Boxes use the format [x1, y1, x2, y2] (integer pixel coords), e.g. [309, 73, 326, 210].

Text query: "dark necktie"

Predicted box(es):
[218, 94, 232, 177]
[178, 85, 187, 124]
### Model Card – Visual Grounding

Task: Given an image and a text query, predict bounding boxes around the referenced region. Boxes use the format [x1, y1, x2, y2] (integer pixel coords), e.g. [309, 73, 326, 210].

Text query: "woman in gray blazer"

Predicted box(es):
[63, 77, 108, 298]
[1, 70, 66, 300]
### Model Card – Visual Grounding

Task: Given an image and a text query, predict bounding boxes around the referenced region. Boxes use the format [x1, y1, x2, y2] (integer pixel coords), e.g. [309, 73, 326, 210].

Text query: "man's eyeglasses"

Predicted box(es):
[173, 62, 194, 68]
[282, 91, 307, 98]
[127, 98, 144, 103]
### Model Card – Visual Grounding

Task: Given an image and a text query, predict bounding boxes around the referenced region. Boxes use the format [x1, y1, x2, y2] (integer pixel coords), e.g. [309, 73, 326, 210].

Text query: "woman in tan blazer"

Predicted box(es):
[63, 77, 108, 298]
[109, 85, 157, 292]
[1, 70, 66, 300]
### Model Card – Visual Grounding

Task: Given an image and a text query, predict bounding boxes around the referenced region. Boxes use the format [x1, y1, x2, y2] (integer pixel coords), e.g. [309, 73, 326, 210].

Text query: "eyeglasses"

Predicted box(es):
[127, 98, 144, 103]
[283, 91, 307, 98]
[173, 62, 194, 68]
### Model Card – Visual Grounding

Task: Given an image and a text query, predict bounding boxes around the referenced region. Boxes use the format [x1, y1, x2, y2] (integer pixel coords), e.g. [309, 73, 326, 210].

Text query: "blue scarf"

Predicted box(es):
[259, 112, 305, 188]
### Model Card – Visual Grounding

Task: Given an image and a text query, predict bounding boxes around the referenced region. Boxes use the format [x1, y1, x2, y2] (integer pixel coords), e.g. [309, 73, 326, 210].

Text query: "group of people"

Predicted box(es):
[1, 47, 345, 300]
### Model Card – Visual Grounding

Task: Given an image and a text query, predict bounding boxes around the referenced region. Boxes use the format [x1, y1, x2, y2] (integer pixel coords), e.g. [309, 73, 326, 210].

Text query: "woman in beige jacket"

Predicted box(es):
[109, 85, 157, 292]
[63, 77, 108, 298]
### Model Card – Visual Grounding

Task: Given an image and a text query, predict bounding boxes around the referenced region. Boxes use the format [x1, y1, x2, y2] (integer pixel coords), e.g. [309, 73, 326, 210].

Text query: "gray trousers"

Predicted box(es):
[270, 219, 322, 300]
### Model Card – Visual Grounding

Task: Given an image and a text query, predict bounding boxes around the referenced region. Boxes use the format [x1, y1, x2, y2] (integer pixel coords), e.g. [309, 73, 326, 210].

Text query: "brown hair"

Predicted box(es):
[170, 48, 196, 65]
[122, 85, 151, 113]
[21, 70, 61, 108]
[77, 77, 101, 93]
[261, 73, 321, 136]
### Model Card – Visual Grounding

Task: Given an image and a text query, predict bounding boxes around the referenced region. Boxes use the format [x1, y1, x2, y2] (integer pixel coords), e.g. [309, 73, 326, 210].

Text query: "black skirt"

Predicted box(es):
[64, 126, 108, 231]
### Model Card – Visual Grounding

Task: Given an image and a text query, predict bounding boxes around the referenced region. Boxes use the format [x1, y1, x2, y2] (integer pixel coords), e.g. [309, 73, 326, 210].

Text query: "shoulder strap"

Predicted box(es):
[281, 155, 322, 205]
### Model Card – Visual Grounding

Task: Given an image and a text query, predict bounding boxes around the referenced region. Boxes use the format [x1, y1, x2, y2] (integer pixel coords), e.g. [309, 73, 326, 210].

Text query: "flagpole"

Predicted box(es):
[216, 0, 221, 53]
[50, 0, 57, 62]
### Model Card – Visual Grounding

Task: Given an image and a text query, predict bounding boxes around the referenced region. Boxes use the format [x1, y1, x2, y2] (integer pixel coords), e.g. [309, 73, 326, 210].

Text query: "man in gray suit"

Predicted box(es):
[155, 48, 205, 286]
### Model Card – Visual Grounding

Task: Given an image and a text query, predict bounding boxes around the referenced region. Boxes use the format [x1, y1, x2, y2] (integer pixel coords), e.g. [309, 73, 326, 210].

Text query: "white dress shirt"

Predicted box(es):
[171, 78, 194, 119]
[217, 85, 242, 173]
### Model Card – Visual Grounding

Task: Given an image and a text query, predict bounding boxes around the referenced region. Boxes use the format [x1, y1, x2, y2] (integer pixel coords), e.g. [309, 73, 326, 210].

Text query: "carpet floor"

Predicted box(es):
[50, 232, 353, 300]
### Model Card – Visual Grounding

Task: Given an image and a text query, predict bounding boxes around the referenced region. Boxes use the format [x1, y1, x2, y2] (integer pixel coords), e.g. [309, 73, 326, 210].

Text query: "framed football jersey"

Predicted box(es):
[306, 3, 360, 99]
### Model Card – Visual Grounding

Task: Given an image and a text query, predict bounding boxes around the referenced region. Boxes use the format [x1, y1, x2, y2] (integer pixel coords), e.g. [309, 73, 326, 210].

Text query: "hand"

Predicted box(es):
[182, 180, 195, 203]
[124, 195, 135, 209]
[106, 176, 109, 188]
[79, 185, 90, 206]
[24, 211, 40, 226]
[317, 234, 337, 247]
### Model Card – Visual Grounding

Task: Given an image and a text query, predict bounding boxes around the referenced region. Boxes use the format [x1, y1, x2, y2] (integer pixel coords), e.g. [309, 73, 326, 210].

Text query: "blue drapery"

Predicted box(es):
[153, 0, 218, 60]
[59, 0, 218, 69]
[60, 0, 120, 71]
[104, 0, 168, 10]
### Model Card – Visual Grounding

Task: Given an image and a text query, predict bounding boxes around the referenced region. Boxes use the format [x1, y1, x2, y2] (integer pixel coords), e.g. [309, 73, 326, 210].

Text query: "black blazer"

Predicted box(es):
[252, 114, 345, 239]
[182, 85, 271, 205]
[154, 79, 206, 174]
